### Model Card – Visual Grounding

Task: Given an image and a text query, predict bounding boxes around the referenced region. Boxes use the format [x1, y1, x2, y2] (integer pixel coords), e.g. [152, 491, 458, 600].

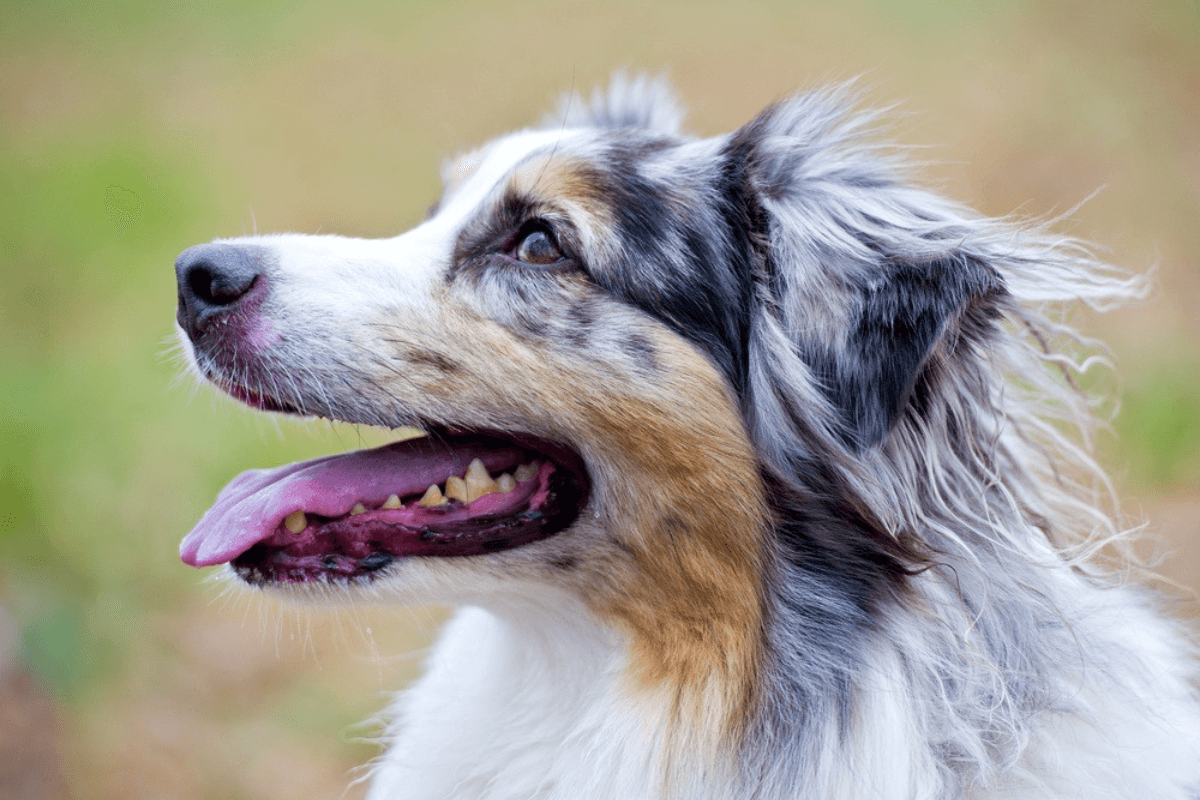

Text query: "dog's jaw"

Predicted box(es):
[180, 430, 588, 580]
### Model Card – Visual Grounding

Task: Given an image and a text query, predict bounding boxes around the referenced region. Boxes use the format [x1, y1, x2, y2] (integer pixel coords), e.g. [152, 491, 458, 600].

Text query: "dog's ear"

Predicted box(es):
[804, 255, 1005, 450]
[543, 71, 684, 135]
[725, 90, 1007, 451]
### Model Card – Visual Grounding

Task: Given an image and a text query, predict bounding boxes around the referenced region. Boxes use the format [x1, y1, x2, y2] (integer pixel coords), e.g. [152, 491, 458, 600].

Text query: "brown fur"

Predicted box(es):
[368, 282, 770, 738]
[507, 157, 618, 235]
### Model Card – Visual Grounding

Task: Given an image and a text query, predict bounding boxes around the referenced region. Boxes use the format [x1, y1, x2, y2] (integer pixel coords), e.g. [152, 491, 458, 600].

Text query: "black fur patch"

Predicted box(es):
[575, 140, 756, 394]
[806, 256, 1004, 449]
[764, 465, 919, 609]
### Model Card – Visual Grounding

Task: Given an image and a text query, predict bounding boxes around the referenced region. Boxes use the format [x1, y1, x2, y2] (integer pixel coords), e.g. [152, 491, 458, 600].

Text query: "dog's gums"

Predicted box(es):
[180, 432, 588, 583]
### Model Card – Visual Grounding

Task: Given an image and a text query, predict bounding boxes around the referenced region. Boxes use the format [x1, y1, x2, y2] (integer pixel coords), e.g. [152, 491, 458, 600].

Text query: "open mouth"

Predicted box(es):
[180, 430, 589, 585]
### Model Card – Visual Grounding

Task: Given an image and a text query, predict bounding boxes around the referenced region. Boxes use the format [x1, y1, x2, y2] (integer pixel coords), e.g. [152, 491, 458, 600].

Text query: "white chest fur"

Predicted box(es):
[366, 605, 697, 800]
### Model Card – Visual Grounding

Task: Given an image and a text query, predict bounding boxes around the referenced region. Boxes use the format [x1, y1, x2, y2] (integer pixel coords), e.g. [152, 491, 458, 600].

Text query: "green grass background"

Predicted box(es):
[2, 1, 1198, 797]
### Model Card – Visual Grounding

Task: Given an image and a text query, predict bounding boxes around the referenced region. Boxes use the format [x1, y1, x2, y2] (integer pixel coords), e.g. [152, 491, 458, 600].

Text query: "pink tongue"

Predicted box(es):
[180, 436, 528, 567]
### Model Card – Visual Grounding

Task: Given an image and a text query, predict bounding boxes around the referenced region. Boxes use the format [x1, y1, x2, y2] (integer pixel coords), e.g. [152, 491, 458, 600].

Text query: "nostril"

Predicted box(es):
[186, 261, 257, 307]
[175, 243, 267, 338]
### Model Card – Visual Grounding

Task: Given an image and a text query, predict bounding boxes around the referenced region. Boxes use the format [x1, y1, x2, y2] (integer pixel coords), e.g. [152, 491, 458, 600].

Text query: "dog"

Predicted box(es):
[173, 75, 1200, 799]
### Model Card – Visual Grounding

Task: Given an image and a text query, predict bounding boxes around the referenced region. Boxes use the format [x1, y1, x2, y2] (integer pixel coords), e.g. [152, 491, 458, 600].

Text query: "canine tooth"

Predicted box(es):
[514, 462, 538, 482]
[445, 475, 469, 503]
[464, 458, 500, 501]
[284, 510, 307, 534]
[382, 494, 403, 509]
[497, 473, 516, 493]
[418, 484, 447, 507]
[350, 503, 367, 515]
[465, 458, 491, 482]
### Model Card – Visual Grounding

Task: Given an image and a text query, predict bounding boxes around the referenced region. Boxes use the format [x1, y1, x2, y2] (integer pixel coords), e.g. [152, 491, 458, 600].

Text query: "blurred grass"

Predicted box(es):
[1116, 361, 1200, 489]
[1, 0, 1198, 797]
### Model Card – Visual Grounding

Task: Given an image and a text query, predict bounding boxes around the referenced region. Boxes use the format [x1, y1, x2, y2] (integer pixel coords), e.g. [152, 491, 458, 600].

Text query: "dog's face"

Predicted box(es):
[176, 77, 1004, 686]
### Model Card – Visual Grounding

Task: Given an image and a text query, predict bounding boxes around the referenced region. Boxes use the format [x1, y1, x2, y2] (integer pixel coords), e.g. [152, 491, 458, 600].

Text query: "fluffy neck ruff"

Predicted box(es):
[367, 602, 748, 800]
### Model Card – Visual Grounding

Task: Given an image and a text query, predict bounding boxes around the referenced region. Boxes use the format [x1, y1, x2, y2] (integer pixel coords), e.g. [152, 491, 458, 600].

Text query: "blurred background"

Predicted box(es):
[1, 1, 1198, 797]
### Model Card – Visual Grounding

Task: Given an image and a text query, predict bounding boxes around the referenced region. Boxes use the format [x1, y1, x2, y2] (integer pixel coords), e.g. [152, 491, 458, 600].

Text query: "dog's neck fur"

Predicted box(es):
[365, 569, 1200, 800]
[366, 602, 743, 800]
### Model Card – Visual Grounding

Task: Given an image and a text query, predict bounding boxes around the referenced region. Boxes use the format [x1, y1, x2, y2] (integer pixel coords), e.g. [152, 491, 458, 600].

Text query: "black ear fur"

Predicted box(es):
[807, 256, 1005, 449]
[726, 92, 1007, 451]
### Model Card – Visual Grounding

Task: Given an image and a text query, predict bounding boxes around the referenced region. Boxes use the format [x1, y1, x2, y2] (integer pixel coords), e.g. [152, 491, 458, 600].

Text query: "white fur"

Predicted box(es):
[362, 593, 1200, 800]
[367, 606, 669, 800]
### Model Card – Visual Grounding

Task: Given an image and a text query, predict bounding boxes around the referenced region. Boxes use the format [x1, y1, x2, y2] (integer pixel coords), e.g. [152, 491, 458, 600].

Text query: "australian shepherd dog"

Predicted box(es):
[173, 75, 1200, 799]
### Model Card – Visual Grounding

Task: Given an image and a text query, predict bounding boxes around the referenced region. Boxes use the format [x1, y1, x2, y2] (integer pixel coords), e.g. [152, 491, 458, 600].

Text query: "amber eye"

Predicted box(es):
[514, 226, 564, 266]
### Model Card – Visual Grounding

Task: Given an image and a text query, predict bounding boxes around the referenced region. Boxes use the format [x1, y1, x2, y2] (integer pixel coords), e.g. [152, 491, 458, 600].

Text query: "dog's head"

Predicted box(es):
[176, 75, 1054, 689]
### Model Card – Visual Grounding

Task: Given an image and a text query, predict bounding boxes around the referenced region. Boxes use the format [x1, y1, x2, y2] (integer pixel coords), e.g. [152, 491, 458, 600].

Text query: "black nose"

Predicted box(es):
[175, 243, 263, 340]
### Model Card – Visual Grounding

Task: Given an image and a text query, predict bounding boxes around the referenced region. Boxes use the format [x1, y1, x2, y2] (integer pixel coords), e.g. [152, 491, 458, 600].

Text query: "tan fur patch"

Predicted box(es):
[507, 156, 615, 231]
[370, 292, 771, 743]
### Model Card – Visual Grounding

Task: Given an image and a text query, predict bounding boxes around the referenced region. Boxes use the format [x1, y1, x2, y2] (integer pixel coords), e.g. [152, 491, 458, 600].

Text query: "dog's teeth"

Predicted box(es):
[382, 494, 403, 509]
[497, 473, 516, 493]
[445, 475, 469, 503]
[284, 510, 307, 534]
[465, 458, 491, 481]
[464, 458, 500, 501]
[418, 484, 447, 507]
[514, 462, 538, 482]
[350, 503, 367, 516]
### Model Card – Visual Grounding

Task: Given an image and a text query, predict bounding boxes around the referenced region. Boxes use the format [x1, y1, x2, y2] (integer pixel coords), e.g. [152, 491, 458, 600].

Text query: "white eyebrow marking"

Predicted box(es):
[436, 129, 580, 224]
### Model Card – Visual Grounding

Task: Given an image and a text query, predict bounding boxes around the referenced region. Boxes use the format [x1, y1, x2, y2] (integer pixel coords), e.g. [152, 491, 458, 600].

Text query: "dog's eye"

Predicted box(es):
[514, 227, 564, 266]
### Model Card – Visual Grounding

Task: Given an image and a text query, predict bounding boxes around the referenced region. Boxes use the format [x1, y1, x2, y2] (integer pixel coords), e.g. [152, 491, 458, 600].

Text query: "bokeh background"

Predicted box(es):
[2, 1, 1198, 797]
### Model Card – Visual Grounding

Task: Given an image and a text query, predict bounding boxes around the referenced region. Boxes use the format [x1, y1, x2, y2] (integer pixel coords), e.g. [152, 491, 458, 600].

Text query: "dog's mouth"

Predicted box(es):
[180, 430, 589, 584]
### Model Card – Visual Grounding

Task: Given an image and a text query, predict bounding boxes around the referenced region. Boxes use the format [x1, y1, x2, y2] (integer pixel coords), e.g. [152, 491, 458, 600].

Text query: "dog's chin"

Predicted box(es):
[181, 383, 592, 586]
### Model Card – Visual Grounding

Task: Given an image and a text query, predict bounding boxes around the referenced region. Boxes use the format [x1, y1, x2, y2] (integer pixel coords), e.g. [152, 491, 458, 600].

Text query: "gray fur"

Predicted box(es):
[544, 71, 685, 135]
[726, 84, 1200, 796]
